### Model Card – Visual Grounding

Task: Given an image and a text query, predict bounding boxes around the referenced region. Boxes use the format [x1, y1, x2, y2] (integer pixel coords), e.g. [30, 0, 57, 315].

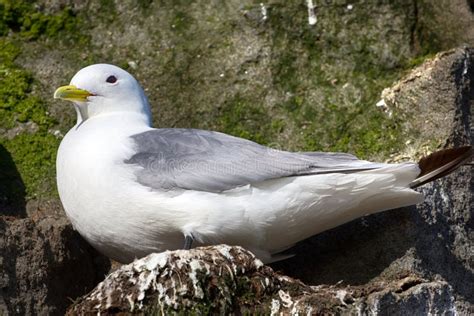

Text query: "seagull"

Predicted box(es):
[54, 64, 473, 264]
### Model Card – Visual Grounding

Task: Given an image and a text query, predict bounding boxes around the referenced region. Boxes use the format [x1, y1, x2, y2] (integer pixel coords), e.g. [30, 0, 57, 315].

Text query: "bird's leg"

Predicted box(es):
[183, 234, 194, 250]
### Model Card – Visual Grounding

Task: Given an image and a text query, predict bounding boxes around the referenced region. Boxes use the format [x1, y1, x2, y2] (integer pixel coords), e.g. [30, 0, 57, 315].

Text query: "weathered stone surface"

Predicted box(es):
[67, 245, 458, 315]
[272, 47, 474, 314]
[380, 47, 473, 161]
[0, 215, 110, 315]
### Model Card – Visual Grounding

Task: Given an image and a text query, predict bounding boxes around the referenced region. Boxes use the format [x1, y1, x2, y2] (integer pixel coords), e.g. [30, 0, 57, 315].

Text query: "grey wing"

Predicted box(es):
[125, 128, 389, 192]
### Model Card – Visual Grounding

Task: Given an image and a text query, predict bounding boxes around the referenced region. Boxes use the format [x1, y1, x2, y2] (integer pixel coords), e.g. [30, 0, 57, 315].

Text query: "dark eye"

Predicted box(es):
[106, 75, 117, 84]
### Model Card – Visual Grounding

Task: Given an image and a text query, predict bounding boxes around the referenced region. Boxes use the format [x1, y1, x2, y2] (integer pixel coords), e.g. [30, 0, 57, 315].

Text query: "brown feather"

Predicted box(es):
[410, 146, 473, 188]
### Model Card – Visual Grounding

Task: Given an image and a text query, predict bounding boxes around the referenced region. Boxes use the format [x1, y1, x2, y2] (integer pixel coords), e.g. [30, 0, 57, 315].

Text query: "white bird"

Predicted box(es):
[54, 64, 472, 264]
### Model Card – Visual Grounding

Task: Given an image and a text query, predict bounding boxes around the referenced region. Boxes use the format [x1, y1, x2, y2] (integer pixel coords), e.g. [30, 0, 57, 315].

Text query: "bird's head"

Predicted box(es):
[54, 64, 152, 125]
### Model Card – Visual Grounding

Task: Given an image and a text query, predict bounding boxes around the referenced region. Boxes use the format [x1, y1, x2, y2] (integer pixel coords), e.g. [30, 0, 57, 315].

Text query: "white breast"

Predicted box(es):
[57, 114, 163, 261]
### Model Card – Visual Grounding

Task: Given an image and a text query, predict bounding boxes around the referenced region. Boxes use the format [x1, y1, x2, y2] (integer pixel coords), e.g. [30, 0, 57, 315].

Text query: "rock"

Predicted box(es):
[272, 47, 474, 314]
[67, 246, 283, 315]
[67, 245, 457, 315]
[380, 47, 473, 161]
[0, 215, 110, 315]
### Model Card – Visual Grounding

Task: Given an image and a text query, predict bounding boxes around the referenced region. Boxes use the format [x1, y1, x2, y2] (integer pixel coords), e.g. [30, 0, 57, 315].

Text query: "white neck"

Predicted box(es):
[74, 111, 152, 131]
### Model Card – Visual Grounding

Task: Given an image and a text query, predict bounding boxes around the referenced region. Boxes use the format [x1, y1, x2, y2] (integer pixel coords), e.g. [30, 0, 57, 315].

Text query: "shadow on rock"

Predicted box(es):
[271, 207, 416, 285]
[271, 165, 474, 311]
[0, 145, 26, 217]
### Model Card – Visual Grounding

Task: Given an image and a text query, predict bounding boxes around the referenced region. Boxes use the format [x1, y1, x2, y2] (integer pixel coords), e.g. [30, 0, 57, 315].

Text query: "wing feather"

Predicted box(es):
[125, 129, 389, 192]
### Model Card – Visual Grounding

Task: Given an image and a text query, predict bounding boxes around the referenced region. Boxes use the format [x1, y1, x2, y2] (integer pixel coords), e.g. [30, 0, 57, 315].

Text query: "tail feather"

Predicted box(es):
[410, 146, 473, 188]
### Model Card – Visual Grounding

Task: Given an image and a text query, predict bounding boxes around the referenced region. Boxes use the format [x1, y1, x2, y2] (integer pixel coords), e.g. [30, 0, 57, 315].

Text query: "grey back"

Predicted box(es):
[125, 129, 386, 192]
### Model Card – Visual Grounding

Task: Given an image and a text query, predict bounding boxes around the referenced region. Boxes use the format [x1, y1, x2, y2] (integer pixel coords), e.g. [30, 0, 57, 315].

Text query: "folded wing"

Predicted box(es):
[125, 128, 392, 192]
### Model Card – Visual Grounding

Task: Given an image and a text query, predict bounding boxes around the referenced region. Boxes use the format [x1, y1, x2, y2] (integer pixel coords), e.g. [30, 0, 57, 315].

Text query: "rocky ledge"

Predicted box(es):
[67, 245, 455, 315]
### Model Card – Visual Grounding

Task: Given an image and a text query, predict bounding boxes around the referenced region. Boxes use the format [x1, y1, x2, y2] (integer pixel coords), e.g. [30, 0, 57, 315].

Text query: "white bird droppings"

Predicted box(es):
[306, 0, 317, 25]
[336, 289, 348, 305]
[376, 99, 386, 108]
[127, 61, 138, 69]
[188, 260, 205, 299]
[260, 3, 268, 21]
[270, 299, 281, 315]
[217, 245, 234, 261]
[278, 289, 293, 308]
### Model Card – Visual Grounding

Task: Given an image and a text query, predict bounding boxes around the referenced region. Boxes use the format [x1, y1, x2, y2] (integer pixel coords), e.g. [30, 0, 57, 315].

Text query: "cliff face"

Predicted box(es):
[0, 1, 473, 315]
[67, 47, 474, 315]
[272, 47, 474, 314]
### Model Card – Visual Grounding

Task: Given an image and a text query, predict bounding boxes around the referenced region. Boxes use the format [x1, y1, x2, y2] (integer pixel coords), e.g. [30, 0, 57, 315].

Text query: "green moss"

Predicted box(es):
[403, 52, 436, 69]
[172, 11, 193, 33]
[272, 51, 299, 92]
[414, 6, 443, 55]
[0, 39, 58, 198]
[0, 0, 85, 42]
[0, 38, 55, 127]
[0, 36, 19, 61]
[137, 0, 153, 11]
[260, 2, 411, 159]
[0, 1, 84, 201]
[97, 0, 118, 23]
[214, 95, 272, 145]
[1, 133, 59, 198]
[0, 73, 53, 129]
[292, 74, 405, 159]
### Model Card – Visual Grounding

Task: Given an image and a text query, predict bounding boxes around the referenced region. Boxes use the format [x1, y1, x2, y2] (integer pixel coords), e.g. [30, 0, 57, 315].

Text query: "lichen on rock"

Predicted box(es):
[68, 246, 284, 314]
[67, 245, 460, 315]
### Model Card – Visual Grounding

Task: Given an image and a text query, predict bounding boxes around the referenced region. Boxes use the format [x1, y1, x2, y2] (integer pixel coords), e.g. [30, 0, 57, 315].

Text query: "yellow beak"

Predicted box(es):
[54, 85, 92, 102]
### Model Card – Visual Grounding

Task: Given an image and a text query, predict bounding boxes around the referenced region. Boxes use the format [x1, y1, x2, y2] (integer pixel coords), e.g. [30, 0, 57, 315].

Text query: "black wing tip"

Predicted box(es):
[410, 146, 473, 188]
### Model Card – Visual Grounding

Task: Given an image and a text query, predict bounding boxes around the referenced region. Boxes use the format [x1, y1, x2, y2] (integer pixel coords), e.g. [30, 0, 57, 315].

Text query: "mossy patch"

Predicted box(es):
[0, 0, 88, 202]
[260, 2, 410, 158]
[0, 0, 85, 42]
[0, 38, 58, 199]
[0, 42, 54, 129]
[2, 133, 58, 198]
[214, 95, 273, 145]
